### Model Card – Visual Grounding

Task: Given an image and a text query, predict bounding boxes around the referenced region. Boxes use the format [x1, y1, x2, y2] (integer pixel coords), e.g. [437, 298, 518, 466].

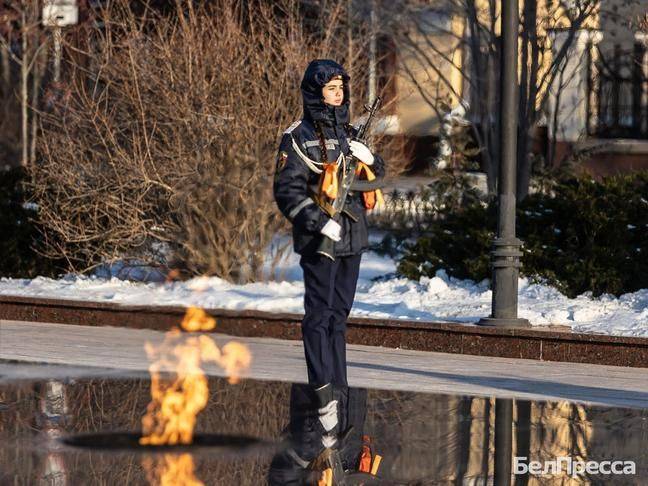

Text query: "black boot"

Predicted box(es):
[335, 385, 368, 471]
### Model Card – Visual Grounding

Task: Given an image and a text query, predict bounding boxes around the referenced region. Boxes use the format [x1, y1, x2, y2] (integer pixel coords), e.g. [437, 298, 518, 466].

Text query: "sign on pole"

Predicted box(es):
[42, 1, 78, 27]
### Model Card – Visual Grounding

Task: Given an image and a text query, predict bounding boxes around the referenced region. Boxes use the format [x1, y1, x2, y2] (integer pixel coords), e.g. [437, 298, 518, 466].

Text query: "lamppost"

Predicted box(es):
[493, 398, 513, 485]
[478, 0, 530, 328]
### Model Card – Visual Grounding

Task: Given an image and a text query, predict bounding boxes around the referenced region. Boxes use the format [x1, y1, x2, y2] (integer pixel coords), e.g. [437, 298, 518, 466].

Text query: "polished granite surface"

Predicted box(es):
[1, 363, 646, 485]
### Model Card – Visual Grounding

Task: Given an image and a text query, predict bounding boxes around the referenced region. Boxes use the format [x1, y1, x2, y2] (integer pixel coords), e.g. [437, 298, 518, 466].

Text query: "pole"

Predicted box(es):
[53, 25, 61, 83]
[478, 0, 530, 328]
[493, 398, 513, 486]
[368, 0, 377, 105]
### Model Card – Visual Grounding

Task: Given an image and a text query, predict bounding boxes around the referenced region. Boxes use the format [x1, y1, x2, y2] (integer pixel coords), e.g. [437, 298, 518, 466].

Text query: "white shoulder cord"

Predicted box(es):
[291, 136, 323, 174]
[334, 152, 345, 173]
[291, 136, 344, 175]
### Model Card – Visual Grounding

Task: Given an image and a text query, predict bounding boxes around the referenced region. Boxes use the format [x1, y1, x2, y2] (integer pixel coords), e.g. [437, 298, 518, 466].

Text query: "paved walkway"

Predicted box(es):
[1, 320, 647, 409]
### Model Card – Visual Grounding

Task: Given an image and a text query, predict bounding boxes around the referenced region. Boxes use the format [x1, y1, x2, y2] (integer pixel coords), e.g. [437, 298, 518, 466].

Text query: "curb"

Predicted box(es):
[1, 295, 646, 368]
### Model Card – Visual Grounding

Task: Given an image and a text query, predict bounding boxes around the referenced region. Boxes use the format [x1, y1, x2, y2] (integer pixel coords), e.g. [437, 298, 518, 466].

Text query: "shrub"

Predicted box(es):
[519, 172, 648, 297]
[31, 0, 384, 282]
[397, 172, 648, 297]
[32, 1, 306, 282]
[395, 193, 494, 283]
[0, 168, 62, 278]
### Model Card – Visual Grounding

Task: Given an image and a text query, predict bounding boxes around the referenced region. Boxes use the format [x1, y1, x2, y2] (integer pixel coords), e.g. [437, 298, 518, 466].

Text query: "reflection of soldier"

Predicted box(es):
[268, 384, 382, 485]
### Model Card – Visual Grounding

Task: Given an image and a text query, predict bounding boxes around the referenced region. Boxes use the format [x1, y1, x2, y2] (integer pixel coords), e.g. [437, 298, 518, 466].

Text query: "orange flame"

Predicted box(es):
[180, 307, 216, 332]
[139, 307, 251, 446]
[143, 453, 204, 486]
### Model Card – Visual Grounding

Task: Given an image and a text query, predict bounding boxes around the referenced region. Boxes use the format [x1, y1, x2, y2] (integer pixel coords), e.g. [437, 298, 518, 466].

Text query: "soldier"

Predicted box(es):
[273, 59, 385, 450]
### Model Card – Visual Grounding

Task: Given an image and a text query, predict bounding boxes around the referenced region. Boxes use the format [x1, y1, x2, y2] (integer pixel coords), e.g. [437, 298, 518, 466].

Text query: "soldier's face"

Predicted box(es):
[322, 78, 344, 106]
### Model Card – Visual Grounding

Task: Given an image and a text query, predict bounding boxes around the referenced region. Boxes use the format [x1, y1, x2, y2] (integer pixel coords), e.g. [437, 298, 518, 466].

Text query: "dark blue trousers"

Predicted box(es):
[299, 253, 362, 387]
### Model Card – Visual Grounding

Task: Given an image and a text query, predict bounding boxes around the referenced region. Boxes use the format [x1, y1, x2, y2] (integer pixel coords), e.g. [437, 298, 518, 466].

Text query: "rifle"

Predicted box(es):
[316, 96, 382, 261]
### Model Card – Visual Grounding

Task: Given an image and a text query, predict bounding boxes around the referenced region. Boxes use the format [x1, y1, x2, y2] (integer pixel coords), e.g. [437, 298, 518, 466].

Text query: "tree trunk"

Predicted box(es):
[466, 0, 498, 195]
[30, 38, 47, 165]
[483, 132, 497, 194]
[516, 127, 531, 200]
[1, 23, 9, 95]
[347, 0, 353, 119]
[487, 35, 500, 194]
[516, 0, 537, 200]
[547, 65, 566, 168]
[21, 10, 29, 168]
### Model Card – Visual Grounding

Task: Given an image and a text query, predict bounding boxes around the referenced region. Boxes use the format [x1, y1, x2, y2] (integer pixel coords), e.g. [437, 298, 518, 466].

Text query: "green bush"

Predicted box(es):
[397, 172, 648, 297]
[396, 202, 495, 282]
[0, 168, 63, 278]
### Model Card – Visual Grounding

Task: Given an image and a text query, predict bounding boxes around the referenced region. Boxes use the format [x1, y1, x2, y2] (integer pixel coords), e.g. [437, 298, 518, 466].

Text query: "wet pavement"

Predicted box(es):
[4, 320, 648, 409]
[1, 362, 646, 485]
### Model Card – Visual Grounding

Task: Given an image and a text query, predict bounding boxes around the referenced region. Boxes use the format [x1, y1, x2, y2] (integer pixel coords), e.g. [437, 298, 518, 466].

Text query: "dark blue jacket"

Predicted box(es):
[273, 59, 385, 256]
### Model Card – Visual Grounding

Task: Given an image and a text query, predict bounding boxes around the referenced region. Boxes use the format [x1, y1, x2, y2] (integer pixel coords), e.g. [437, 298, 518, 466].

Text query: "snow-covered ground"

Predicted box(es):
[1, 250, 647, 337]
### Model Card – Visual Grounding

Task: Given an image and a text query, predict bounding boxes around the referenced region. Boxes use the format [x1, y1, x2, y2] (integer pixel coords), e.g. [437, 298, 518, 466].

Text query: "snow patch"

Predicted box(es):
[0, 251, 646, 337]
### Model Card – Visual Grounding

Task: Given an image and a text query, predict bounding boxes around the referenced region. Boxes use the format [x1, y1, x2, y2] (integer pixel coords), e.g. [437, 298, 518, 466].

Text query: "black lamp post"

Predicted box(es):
[493, 398, 513, 485]
[479, 0, 530, 328]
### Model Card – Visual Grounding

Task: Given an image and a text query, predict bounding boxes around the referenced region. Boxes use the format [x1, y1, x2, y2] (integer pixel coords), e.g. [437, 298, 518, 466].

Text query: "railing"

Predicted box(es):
[588, 43, 648, 139]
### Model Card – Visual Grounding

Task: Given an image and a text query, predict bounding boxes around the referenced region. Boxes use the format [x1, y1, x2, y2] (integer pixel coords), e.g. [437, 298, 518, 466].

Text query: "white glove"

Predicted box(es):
[320, 219, 342, 242]
[349, 140, 374, 166]
[321, 433, 337, 449]
[317, 399, 339, 432]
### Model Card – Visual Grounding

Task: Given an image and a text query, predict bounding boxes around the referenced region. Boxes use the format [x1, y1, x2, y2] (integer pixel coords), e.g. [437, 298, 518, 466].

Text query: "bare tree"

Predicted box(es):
[0, 1, 50, 168]
[382, 0, 615, 198]
[31, 0, 399, 282]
